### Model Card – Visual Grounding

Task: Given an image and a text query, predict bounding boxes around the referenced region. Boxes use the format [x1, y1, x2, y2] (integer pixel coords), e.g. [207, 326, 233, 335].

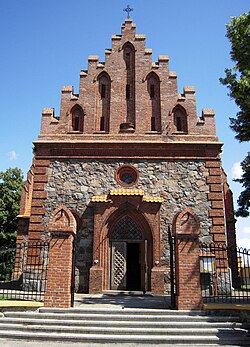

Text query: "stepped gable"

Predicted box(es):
[38, 18, 218, 143]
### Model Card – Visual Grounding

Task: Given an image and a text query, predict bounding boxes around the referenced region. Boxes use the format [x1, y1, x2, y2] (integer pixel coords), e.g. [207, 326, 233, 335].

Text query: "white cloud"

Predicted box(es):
[231, 161, 243, 180]
[7, 150, 17, 161]
[243, 226, 250, 234]
[237, 237, 250, 250]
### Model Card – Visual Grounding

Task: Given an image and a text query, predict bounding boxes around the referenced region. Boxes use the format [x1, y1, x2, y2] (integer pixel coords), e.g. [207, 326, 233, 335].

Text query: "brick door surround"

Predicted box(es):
[89, 194, 164, 294]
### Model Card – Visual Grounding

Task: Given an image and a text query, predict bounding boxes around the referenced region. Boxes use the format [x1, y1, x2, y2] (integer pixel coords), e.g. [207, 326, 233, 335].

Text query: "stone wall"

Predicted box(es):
[44, 158, 212, 293]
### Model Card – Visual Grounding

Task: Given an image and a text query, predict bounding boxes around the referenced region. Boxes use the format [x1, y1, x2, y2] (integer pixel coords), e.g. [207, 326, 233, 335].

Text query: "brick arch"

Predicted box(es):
[90, 203, 157, 292]
[93, 70, 113, 83]
[106, 205, 154, 291]
[173, 207, 200, 236]
[105, 204, 153, 242]
[96, 70, 111, 81]
[122, 41, 136, 52]
[144, 71, 161, 82]
[48, 205, 77, 234]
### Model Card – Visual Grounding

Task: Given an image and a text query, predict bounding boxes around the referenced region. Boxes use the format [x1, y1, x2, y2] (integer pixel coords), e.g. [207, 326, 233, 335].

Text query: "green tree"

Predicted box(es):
[0, 168, 23, 247]
[220, 11, 250, 217]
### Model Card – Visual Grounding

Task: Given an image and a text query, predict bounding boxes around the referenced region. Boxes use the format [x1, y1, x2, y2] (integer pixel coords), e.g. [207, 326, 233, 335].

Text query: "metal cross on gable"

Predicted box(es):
[123, 5, 133, 18]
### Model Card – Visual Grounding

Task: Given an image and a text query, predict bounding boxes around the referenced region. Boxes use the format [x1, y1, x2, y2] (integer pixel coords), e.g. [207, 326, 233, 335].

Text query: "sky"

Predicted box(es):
[0, 0, 249, 248]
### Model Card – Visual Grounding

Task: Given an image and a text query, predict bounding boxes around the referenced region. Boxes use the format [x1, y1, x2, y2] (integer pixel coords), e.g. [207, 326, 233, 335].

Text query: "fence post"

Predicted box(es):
[44, 206, 76, 308]
[175, 235, 203, 310]
[174, 208, 203, 310]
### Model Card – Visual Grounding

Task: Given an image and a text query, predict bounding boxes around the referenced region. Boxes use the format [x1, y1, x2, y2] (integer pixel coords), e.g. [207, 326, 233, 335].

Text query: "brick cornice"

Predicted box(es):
[33, 141, 222, 160]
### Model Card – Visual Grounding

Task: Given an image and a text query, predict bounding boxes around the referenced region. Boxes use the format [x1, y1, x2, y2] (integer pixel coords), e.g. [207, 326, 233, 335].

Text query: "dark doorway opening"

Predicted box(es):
[126, 243, 141, 290]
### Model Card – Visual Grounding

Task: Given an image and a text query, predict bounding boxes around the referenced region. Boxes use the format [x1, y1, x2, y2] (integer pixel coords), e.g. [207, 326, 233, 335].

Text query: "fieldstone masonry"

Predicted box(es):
[43, 159, 212, 293]
[17, 18, 236, 309]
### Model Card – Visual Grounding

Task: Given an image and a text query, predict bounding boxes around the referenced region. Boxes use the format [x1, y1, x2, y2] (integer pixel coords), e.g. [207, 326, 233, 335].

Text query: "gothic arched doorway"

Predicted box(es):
[109, 215, 151, 291]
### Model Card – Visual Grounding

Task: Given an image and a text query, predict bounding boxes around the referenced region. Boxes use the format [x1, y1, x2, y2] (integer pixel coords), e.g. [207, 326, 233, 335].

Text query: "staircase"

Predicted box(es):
[0, 307, 249, 345]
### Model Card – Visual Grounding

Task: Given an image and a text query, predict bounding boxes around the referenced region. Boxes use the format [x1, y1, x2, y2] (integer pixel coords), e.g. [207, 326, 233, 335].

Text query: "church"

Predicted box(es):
[17, 16, 236, 309]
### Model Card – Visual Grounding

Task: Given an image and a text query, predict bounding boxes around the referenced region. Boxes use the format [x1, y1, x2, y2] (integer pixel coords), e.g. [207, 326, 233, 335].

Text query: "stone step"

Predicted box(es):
[3, 310, 240, 323]
[39, 307, 207, 316]
[1, 317, 243, 329]
[1, 308, 248, 345]
[0, 322, 247, 336]
[0, 330, 249, 345]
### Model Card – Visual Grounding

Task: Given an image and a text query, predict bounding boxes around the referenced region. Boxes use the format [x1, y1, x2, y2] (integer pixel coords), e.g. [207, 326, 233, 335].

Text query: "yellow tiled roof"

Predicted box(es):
[91, 190, 164, 203]
[110, 189, 144, 196]
[91, 195, 109, 203]
[143, 196, 164, 203]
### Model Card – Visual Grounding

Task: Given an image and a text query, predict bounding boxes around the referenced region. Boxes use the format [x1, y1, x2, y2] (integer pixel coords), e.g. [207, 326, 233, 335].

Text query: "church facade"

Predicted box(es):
[18, 18, 236, 309]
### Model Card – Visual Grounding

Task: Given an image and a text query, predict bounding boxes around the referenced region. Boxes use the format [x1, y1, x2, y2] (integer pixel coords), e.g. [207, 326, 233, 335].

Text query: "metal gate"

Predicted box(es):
[0, 240, 49, 301]
[200, 242, 250, 303]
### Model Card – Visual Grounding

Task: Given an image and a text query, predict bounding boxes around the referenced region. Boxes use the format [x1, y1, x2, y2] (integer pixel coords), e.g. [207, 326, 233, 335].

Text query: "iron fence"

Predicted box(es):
[0, 240, 49, 301]
[200, 242, 250, 303]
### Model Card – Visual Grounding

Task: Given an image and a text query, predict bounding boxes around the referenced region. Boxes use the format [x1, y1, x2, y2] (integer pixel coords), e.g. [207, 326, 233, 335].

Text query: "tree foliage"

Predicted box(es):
[220, 11, 250, 142]
[234, 154, 250, 217]
[0, 168, 23, 246]
[220, 11, 250, 217]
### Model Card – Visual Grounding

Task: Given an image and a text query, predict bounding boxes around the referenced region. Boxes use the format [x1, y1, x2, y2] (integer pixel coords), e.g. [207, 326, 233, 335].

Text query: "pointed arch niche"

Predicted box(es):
[97, 71, 111, 132]
[173, 208, 200, 236]
[172, 105, 188, 133]
[48, 205, 77, 234]
[123, 42, 135, 126]
[70, 105, 84, 132]
[146, 72, 161, 132]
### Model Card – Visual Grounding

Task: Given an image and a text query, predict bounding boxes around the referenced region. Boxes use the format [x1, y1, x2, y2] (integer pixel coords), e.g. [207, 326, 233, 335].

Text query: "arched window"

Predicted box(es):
[173, 106, 188, 133]
[123, 42, 135, 126]
[71, 106, 84, 132]
[146, 72, 161, 132]
[98, 72, 111, 132]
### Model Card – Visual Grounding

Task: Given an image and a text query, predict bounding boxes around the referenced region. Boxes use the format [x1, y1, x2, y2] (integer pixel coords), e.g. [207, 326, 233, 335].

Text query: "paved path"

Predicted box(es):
[74, 292, 172, 309]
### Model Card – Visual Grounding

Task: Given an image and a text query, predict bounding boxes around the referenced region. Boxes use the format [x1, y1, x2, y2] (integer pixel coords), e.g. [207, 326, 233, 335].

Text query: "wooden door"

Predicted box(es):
[111, 242, 127, 290]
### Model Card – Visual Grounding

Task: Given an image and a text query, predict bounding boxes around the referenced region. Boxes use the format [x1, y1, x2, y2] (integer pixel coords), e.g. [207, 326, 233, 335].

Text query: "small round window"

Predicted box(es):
[116, 165, 138, 187]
